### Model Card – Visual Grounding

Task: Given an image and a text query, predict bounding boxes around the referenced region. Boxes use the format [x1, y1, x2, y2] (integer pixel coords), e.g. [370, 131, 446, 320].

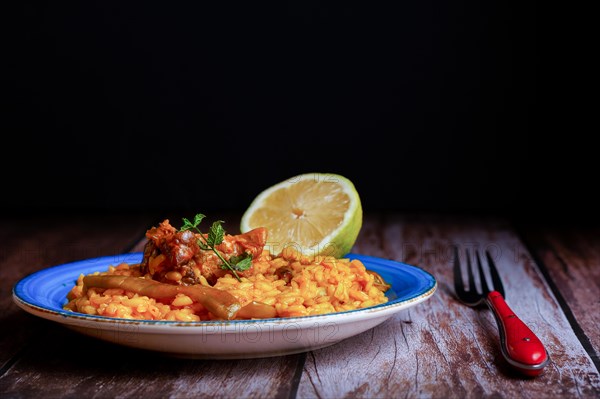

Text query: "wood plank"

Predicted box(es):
[0, 212, 302, 399]
[519, 225, 600, 367]
[5, 212, 600, 398]
[297, 214, 600, 398]
[0, 212, 156, 372]
[0, 324, 304, 398]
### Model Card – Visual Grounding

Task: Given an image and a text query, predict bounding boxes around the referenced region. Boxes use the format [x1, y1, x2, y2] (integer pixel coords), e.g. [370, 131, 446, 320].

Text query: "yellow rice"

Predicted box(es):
[63, 250, 388, 321]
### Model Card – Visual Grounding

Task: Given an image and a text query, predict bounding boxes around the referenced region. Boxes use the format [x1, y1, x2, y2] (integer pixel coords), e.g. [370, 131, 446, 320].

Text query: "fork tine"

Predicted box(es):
[465, 249, 477, 293]
[475, 251, 490, 294]
[453, 246, 467, 297]
[486, 251, 505, 297]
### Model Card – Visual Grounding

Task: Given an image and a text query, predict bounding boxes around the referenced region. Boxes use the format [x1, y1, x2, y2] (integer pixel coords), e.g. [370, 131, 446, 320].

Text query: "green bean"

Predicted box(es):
[83, 275, 241, 320]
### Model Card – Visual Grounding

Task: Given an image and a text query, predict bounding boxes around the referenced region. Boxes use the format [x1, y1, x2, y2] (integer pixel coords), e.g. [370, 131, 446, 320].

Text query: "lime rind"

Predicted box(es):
[240, 173, 363, 258]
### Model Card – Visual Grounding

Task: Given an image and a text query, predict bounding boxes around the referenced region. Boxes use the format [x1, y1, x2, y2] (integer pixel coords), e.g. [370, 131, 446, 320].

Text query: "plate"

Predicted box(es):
[13, 252, 437, 359]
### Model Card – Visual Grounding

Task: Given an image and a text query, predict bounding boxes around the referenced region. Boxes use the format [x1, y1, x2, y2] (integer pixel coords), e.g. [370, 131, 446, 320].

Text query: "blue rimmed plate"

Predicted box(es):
[13, 253, 436, 359]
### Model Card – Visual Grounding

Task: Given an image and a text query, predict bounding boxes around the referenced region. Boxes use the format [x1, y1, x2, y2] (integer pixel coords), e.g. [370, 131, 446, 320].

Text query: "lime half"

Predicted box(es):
[240, 173, 362, 258]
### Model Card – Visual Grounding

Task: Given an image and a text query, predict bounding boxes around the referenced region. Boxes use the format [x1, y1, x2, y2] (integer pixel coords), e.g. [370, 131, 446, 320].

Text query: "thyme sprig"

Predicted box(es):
[180, 213, 252, 282]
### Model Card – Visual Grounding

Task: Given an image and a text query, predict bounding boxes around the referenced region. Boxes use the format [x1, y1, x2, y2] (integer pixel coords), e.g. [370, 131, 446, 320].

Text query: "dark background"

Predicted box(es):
[3, 3, 583, 222]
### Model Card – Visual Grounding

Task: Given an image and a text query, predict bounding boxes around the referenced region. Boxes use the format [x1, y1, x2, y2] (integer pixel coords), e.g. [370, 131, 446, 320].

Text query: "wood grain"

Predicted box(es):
[2, 212, 599, 399]
[519, 225, 600, 367]
[0, 213, 155, 372]
[0, 212, 302, 399]
[297, 214, 600, 399]
[0, 324, 304, 398]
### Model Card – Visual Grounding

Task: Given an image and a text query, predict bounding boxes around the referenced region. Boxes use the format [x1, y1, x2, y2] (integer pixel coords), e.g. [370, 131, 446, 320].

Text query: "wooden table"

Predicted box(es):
[1, 212, 599, 398]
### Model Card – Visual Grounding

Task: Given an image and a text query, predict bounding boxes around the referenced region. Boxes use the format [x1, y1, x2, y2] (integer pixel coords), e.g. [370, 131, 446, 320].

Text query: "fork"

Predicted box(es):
[453, 246, 550, 376]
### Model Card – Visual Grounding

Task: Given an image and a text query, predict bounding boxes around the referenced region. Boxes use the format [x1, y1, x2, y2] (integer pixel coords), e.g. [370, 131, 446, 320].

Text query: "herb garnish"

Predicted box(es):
[180, 213, 252, 282]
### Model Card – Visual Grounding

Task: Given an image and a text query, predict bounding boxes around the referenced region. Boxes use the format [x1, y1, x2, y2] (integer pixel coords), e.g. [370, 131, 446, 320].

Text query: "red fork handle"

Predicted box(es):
[486, 291, 550, 377]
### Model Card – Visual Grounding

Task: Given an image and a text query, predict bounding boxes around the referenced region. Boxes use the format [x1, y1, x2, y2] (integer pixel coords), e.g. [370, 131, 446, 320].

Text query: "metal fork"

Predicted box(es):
[453, 246, 550, 376]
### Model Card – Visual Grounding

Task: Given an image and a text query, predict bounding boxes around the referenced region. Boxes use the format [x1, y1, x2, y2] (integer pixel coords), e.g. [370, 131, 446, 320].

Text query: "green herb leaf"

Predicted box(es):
[180, 214, 248, 282]
[228, 253, 253, 271]
[180, 217, 194, 231]
[194, 213, 206, 227]
[207, 221, 225, 247]
[181, 213, 205, 231]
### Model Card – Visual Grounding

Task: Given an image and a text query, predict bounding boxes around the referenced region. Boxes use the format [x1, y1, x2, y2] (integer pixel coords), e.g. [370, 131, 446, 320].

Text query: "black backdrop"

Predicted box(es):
[3, 2, 573, 222]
